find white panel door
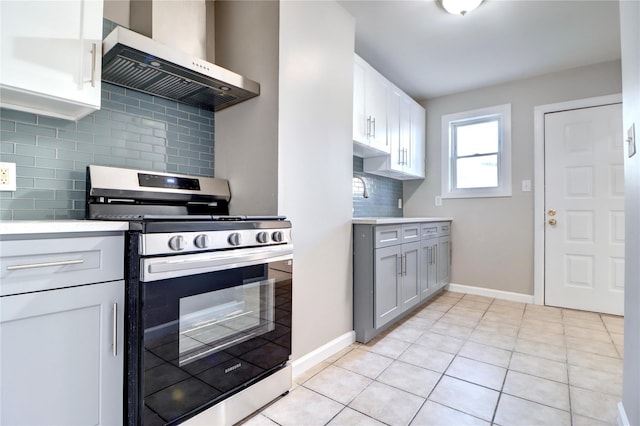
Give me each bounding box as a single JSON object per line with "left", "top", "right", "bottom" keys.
{"left": 544, "top": 103, "right": 624, "bottom": 315}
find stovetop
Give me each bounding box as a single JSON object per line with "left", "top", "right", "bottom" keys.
{"left": 86, "top": 165, "right": 293, "bottom": 254}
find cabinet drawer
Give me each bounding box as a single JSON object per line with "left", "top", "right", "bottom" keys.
{"left": 402, "top": 224, "right": 420, "bottom": 242}
{"left": 0, "top": 235, "right": 123, "bottom": 296}
{"left": 375, "top": 225, "right": 402, "bottom": 248}
{"left": 439, "top": 223, "right": 451, "bottom": 236}
{"left": 421, "top": 224, "right": 439, "bottom": 239}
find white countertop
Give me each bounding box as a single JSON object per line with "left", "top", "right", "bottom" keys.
{"left": 353, "top": 217, "right": 453, "bottom": 225}
{"left": 0, "top": 220, "right": 129, "bottom": 236}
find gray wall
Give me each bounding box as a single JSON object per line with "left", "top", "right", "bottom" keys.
{"left": 214, "top": 0, "right": 280, "bottom": 216}
{"left": 214, "top": 0, "right": 355, "bottom": 361}
{"left": 403, "top": 60, "right": 622, "bottom": 296}
{"left": 620, "top": 0, "right": 640, "bottom": 423}
{"left": 0, "top": 83, "right": 215, "bottom": 220}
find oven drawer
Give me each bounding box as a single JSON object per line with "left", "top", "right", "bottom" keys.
{"left": 0, "top": 235, "right": 124, "bottom": 296}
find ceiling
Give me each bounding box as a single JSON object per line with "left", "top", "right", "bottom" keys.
{"left": 338, "top": 0, "right": 621, "bottom": 101}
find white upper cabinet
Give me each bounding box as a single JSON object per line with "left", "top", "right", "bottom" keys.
{"left": 406, "top": 99, "right": 426, "bottom": 178}
{"left": 353, "top": 54, "right": 390, "bottom": 157}
{"left": 364, "top": 84, "right": 426, "bottom": 180}
{"left": 354, "top": 54, "right": 425, "bottom": 180}
{"left": 0, "top": 0, "right": 103, "bottom": 120}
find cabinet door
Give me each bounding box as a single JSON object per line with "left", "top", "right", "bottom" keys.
{"left": 353, "top": 57, "right": 368, "bottom": 144}
{"left": 400, "top": 241, "right": 421, "bottom": 311}
{"left": 437, "top": 236, "right": 451, "bottom": 288}
{"left": 1, "top": 280, "right": 124, "bottom": 425}
{"left": 366, "top": 67, "right": 389, "bottom": 153}
{"left": 387, "top": 85, "right": 402, "bottom": 171}
{"left": 407, "top": 101, "right": 426, "bottom": 178}
{"left": 398, "top": 94, "right": 412, "bottom": 172}
{"left": 421, "top": 238, "right": 438, "bottom": 299}
{"left": 353, "top": 55, "right": 390, "bottom": 157}
{"left": 374, "top": 245, "right": 401, "bottom": 328}
{"left": 0, "top": 0, "right": 103, "bottom": 119}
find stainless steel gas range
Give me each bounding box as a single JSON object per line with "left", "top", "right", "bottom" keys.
{"left": 86, "top": 165, "right": 293, "bottom": 426}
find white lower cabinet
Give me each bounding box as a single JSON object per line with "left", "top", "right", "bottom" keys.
{"left": 0, "top": 232, "right": 124, "bottom": 425}
{"left": 354, "top": 220, "right": 451, "bottom": 343}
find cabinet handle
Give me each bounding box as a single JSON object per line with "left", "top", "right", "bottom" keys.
{"left": 112, "top": 303, "right": 118, "bottom": 357}
{"left": 372, "top": 117, "right": 376, "bottom": 139}
{"left": 402, "top": 254, "right": 407, "bottom": 276}
{"left": 7, "top": 259, "right": 84, "bottom": 270}
{"left": 366, "top": 116, "right": 371, "bottom": 138}
{"left": 432, "top": 246, "right": 436, "bottom": 264}
{"left": 396, "top": 255, "right": 402, "bottom": 276}
{"left": 90, "top": 43, "right": 97, "bottom": 88}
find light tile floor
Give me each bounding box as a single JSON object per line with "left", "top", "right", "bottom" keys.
{"left": 240, "top": 291, "right": 624, "bottom": 426}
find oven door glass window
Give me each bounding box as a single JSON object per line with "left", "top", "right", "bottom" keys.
{"left": 178, "top": 278, "right": 275, "bottom": 366}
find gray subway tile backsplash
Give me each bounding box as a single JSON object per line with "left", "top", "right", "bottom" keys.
{"left": 0, "top": 82, "right": 215, "bottom": 221}
{"left": 353, "top": 156, "right": 403, "bottom": 218}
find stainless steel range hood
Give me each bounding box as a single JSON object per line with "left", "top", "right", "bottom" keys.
{"left": 102, "top": 25, "right": 260, "bottom": 112}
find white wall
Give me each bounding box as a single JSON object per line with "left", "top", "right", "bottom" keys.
{"left": 619, "top": 1, "right": 640, "bottom": 424}
{"left": 215, "top": 0, "right": 355, "bottom": 361}
{"left": 277, "top": 1, "right": 355, "bottom": 359}
{"left": 404, "top": 60, "right": 622, "bottom": 296}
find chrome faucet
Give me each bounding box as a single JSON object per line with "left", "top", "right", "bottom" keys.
{"left": 353, "top": 176, "right": 369, "bottom": 198}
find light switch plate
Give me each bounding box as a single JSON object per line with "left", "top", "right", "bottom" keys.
{"left": 435, "top": 195, "right": 442, "bottom": 206}
{"left": 522, "top": 179, "right": 531, "bottom": 192}
{"left": 627, "top": 123, "right": 636, "bottom": 158}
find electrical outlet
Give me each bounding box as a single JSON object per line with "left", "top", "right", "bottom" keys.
{"left": 0, "top": 162, "right": 17, "bottom": 191}
{"left": 435, "top": 195, "right": 442, "bottom": 206}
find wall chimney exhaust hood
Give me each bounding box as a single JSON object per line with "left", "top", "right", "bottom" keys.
{"left": 102, "top": 26, "right": 260, "bottom": 112}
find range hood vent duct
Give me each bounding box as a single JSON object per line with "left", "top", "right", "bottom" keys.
{"left": 102, "top": 26, "right": 259, "bottom": 112}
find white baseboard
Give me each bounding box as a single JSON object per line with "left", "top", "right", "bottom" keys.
{"left": 291, "top": 330, "right": 355, "bottom": 378}
{"left": 617, "top": 402, "right": 630, "bottom": 426}
{"left": 446, "top": 283, "right": 536, "bottom": 304}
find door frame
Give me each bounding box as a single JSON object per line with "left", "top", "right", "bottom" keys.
{"left": 533, "top": 93, "right": 622, "bottom": 305}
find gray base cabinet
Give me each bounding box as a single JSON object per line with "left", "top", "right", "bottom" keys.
{"left": 0, "top": 232, "right": 125, "bottom": 425}
{"left": 354, "top": 221, "right": 451, "bottom": 343}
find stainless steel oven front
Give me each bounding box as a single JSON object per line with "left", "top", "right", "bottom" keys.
{"left": 132, "top": 243, "right": 293, "bottom": 425}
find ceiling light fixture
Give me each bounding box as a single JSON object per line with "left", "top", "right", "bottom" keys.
{"left": 441, "top": 0, "right": 483, "bottom": 16}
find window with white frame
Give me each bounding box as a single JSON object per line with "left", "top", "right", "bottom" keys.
{"left": 441, "top": 104, "right": 512, "bottom": 198}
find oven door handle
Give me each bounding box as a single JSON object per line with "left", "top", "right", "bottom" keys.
{"left": 142, "top": 244, "right": 293, "bottom": 281}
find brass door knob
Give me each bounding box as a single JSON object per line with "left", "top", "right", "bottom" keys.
{"left": 548, "top": 209, "right": 556, "bottom": 216}
{"left": 549, "top": 218, "right": 557, "bottom": 225}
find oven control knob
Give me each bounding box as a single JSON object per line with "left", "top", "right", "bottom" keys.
{"left": 228, "top": 232, "right": 242, "bottom": 246}
{"left": 168, "top": 235, "right": 186, "bottom": 251}
{"left": 194, "top": 234, "right": 209, "bottom": 249}
{"left": 256, "top": 231, "right": 270, "bottom": 244}
{"left": 271, "top": 231, "right": 284, "bottom": 242}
